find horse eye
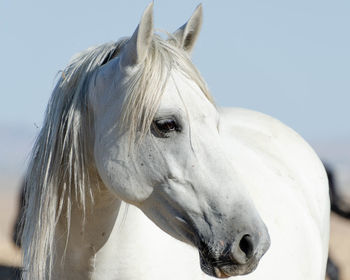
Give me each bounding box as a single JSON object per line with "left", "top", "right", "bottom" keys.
{"left": 152, "top": 118, "right": 181, "bottom": 138}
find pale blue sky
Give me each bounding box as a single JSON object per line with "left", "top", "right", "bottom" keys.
{"left": 1, "top": 0, "right": 349, "bottom": 144}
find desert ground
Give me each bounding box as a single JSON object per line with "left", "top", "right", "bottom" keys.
{"left": 0, "top": 177, "right": 21, "bottom": 268}
{"left": 0, "top": 177, "right": 349, "bottom": 279}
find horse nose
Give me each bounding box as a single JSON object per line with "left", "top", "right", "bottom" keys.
{"left": 230, "top": 234, "right": 256, "bottom": 264}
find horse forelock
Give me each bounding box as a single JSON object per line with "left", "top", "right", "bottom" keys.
{"left": 22, "top": 34, "right": 213, "bottom": 280}
{"left": 119, "top": 34, "right": 214, "bottom": 145}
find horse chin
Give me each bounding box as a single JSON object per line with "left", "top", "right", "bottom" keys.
{"left": 199, "top": 254, "right": 259, "bottom": 278}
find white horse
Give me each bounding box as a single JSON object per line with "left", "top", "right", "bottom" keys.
{"left": 22, "top": 4, "right": 329, "bottom": 280}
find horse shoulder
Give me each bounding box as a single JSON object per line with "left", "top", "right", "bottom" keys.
{"left": 218, "top": 107, "right": 330, "bottom": 279}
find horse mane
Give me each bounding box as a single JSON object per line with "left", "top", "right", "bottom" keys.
{"left": 21, "top": 34, "right": 213, "bottom": 279}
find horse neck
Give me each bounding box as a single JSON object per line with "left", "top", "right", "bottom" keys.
{"left": 52, "top": 180, "right": 121, "bottom": 280}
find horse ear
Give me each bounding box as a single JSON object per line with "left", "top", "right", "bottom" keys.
{"left": 173, "top": 4, "right": 203, "bottom": 53}
{"left": 120, "top": 3, "right": 154, "bottom": 67}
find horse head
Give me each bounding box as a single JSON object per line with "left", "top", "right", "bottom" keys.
{"left": 89, "top": 4, "right": 270, "bottom": 278}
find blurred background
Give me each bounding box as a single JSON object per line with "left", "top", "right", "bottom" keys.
{"left": 0, "top": 0, "right": 349, "bottom": 279}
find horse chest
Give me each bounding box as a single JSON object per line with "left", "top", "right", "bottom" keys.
{"left": 91, "top": 204, "right": 211, "bottom": 280}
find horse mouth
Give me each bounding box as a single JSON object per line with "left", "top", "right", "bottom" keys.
{"left": 199, "top": 253, "right": 259, "bottom": 278}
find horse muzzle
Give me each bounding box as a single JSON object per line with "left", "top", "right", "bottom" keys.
{"left": 198, "top": 231, "right": 270, "bottom": 278}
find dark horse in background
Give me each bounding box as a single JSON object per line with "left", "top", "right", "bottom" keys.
{"left": 8, "top": 163, "right": 350, "bottom": 280}
{"left": 325, "top": 163, "right": 350, "bottom": 280}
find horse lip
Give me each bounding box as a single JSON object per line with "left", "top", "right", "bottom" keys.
{"left": 199, "top": 252, "right": 259, "bottom": 278}
{"left": 219, "top": 260, "right": 259, "bottom": 277}
{"left": 213, "top": 267, "right": 231, "bottom": 278}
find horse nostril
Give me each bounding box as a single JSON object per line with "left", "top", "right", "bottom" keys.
{"left": 230, "top": 233, "right": 256, "bottom": 264}
{"left": 239, "top": 234, "right": 254, "bottom": 259}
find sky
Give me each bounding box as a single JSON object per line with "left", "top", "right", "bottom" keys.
{"left": 1, "top": 1, "right": 349, "bottom": 150}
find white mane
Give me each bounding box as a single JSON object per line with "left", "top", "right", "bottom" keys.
{"left": 21, "top": 35, "right": 213, "bottom": 279}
